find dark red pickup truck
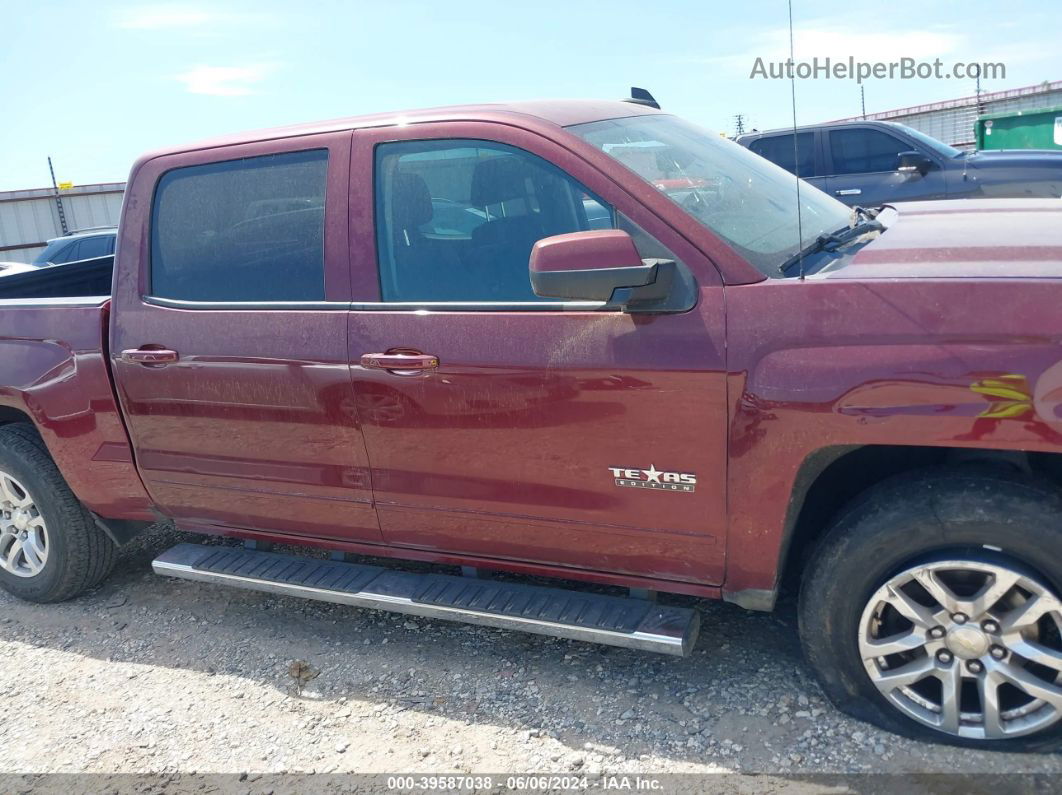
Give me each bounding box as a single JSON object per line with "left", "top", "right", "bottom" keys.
{"left": 3, "top": 98, "right": 1062, "bottom": 751}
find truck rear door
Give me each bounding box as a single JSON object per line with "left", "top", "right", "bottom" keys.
{"left": 110, "top": 132, "right": 382, "bottom": 543}
{"left": 346, "top": 122, "right": 728, "bottom": 585}
{"left": 745, "top": 130, "right": 827, "bottom": 192}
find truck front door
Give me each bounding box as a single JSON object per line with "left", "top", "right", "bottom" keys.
{"left": 346, "top": 122, "right": 728, "bottom": 585}
{"left": 825, "top": 126, "right": 948, "bottom": 206}
{"left": 110, "top": 132, "right": 382, "bottom": 543}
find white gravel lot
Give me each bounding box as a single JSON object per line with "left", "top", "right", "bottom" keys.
{"left": 1, "top": 524, "right": 1060, "bottom": 781}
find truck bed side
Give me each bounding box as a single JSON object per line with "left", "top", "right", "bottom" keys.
{"left": 0, "top": 297, "right": 156, "bottom": 520}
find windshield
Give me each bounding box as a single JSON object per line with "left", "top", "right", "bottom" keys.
{"left": 569, "top": 115, "right": 851, "bottom": 276}
{"left": 890, "top": 123, "right": 963, "bottom": 158}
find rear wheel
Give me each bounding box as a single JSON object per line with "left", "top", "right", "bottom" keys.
{"left": 0, "top": 469, "right": 50, "bottom": 577}
{"left": 800, "top": 469, "right": 1062, "bottom": 751}
{"left": 0, "top": 424, "right": 116, "bottom": 602}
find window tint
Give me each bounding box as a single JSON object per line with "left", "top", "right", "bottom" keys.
{"left": 76, "top": 235, "right": 112, "bottom": 260}
{"left": 32, "top": 242, "right": 58, "bottom": 266}
{"left": 32, "top": 239, "right": 68, "bottom": 265}
{"left": 55, "top": 242, "right": 80, "bottom": 263}
{"left": 829, "top": 129, "right": 908, "bottom": 175}
{"left": 150, "top": 150, "right": 328, "bottom": 302}
{"left": 375, "top": 140, "right": 614, "bottom": 303}
{"left": 748, "top": 132, "right": 816, "bottom": 176}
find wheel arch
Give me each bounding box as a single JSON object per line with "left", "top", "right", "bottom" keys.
{"left": 725, "top": 443, "right": 1061, "bottom": 611}
{"left": 0, "top": 396, "right": 157, "bottom": 539}
{"left": 0, "top": 404, "right": 36, "bottom": 428}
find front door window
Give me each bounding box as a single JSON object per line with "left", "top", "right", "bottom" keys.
{"left": 374, "top": 140, "right": 612, "bottom": 303}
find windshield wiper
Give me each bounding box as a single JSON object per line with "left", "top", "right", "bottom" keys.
{"left": 779, "top": 211, "right": 883, "bottom": 276}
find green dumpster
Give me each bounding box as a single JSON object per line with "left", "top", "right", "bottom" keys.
{"left": 975, "top": 105, "right": 1062, "bottom": 150}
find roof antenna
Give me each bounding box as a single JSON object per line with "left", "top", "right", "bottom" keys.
{"left": 625, "top": 87, "right": 661, "bottom": 109}
{"left": 787, "top": 0, "right": 806, "bottom": 281}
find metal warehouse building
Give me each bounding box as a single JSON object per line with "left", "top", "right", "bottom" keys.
{"left": 833, "top": 80, "right": 1062, "bottom": 150}
{"left": 0, "top": 182, "right": 125, "bottom": 264}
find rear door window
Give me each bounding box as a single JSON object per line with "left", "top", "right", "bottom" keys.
{"left": 374, "top": 140, "right": 614, "bottom": 303}
{"left": 748, "top": 132, "right": 816, "bottom": 177}
{"left": 76, "top": 235, "right": 111, "bottom": 260}
{"left": 150, "top": 150, "right": 328, "bottom": 302}
{"left": 828, "top": 129, "right": 909, "bottom": 175}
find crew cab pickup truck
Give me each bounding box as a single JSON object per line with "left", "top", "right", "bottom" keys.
{"left": 2, "top": 98, "right": 1062, "bottom": 752}
{"left": 737, "top": 120, "right": 1062, "bottom": 207}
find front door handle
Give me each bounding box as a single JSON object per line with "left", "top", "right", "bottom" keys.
{"left": 121, "top": 348, "right": 179, "bottom": 365}
{"left": 835, "top": 188, "right": 862, "bottom": 196}
{"left": 360, "top": 352, "right": 439, "bottom": 372}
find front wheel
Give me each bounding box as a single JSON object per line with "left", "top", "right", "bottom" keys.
{"left": 800, "top": 469, "right": 1062, "bottom": 751}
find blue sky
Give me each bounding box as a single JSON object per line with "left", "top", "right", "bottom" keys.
{"left": 1, "top": 0, "right": 1059, "bottom": 191}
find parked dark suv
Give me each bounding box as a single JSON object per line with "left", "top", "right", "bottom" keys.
{"left": 32, "top": 228, "right": 117, "bottom": 267}
{"left": 737, "top": 120, "right": 1062, "bottom": 207}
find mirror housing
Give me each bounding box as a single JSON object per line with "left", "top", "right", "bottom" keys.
{"left": 897, "top": 150, "right": 933, "bottom": 176}
{"left": 529, "top": 230, "right": 674, "bottom": 310}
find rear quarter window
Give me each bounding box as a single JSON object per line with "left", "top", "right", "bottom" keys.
{"left": 149, "top": 149, "right": 328, "bottom": 302}
{"left": 33, "top": 239, "right": 75, "bottom": 265}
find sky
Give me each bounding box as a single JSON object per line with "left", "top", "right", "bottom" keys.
{"left": 1, "top": 0, "right": 1059, "bottom": 191}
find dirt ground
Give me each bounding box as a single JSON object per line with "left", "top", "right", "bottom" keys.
{"left": 1, "top": 524, "right": 1060, "bottom": 781}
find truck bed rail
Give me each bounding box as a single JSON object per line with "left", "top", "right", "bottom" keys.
{"left": 0, "top": 256, "right": 113, "bottom": 299}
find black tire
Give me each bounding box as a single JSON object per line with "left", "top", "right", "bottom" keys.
{"left": 799, "top": 468, "right": 1062, "bottom": 752}
{"left": 0, "top": 423, "right": 116, "bottom": 602}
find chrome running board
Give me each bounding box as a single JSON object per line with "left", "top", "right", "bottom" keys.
{"left": 153, "top": 544, "right": 700, "bottom": 656}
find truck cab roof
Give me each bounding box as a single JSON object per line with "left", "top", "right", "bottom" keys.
{"left": 133, "top": 99, "right": 665, "bottom": 168}
{"left": 735, "top": 118, "right": 911, "bottom": 142}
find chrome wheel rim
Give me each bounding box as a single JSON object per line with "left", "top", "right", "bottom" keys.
{"left": 0, "top": 470, "right": 48, "bottom": 578}
{"left": 859, "top": 559, "right": 1062, "bottom": 740}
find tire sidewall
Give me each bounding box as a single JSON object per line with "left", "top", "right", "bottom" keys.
{"left": 0, "top": 442, "right": 76, "bottom": 601}
{"left": 801, "top": 471, "right": 1062, "bottom": 752}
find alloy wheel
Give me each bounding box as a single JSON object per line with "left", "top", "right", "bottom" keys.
{"left": 859, "top": 558, "right": 1062, "bottom": 740}
{"left": 0, "top": 469, "right": 49, "bottom": 578}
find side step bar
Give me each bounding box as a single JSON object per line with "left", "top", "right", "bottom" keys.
{"left": 153, "top": 544, "right": 700, "bottom": 657}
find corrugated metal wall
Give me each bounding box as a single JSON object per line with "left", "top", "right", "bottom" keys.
{"left": 834, "top": 80, "right": 1062, "bottom": 150}
{"left": 0, "top": 183, "right": 125, "bottom": 263}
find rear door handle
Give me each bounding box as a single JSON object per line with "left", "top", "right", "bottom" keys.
{"left": 360, "top": 352, "right": 439, "bottom": 372}
{"left": 121, "top": 348, "right": 180, "bottom": 365}
{"left": 835, "top": 188, "right": 862, "bottom": 196}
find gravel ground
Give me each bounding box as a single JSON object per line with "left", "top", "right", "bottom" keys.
{"left": 1, "top": 524, "right": 1060, "bottom": 778}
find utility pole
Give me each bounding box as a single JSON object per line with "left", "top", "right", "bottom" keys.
{"left": 860, "top": 85, "right": 866, "bottom": 119}
{"left": 733, "top": 113, "right": 746, "bottom": 136}
{"left": 47, "top": 156, "right": 69, "bottom": 235}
